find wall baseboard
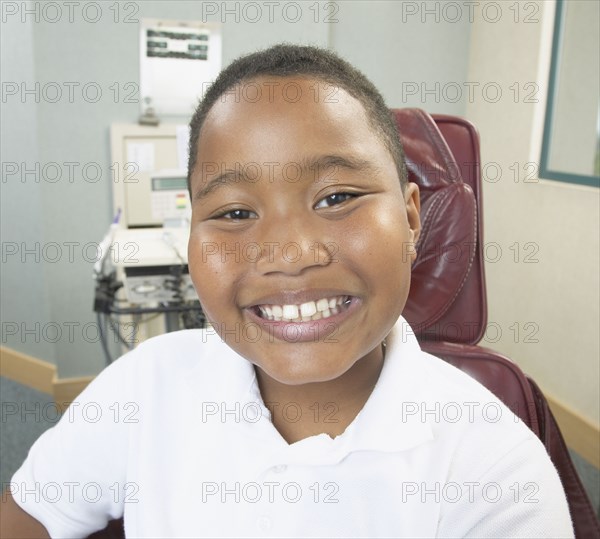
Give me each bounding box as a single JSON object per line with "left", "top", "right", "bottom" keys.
{"left": 0, "top": 346, "right": 93, "bottom": 412}
{"left": 546, "top": 393, "right": 600, "bottom": 469}
{"left": 1, "top": 345, "right": 598, "bottom": 468}
{"left": 0, "top": 346, "right": 56, "bottom": 395}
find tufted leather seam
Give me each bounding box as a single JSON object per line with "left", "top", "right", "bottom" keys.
{"left": 413, "top": 108, "right": 460, "bottom": 183}
{"left": 420, "top": 184, "right": 478, "bottom": 328}
{"left": 414, "top": 187, "right": 455, "bottom": 262}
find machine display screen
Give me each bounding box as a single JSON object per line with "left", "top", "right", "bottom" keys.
{"left": 152, "top": 176, "right": 188, "bottom": 191}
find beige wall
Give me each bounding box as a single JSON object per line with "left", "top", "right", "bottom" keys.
{"left": 465, "top": 0, "right": 600, "bottom": 425}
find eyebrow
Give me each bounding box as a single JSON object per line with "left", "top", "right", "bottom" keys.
{"left": 193, "top": 154, "right": 377, "bottom": 201}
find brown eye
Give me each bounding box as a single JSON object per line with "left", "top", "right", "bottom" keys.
{"left": 315, "top": 192, "right": 357, "bottom": 209}
{"left": 216, "top": 209, "right": 257, "bottom": 220}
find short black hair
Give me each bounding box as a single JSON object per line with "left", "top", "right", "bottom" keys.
{"left": 187, "top": 43, "right": 407, "bottom": 192}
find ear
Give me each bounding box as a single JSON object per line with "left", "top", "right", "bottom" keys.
{"left": 404, "top": 182, "right": 421, "bottom": 261}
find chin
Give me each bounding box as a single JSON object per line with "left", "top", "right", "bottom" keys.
{"left": 253, "top": 352, "right": 354, "bottom": 386}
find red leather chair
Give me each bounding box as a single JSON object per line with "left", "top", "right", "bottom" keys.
{"left": 395, "top": 108, "right": 600, "bottom": 539}
{"left": 88, "top": 110, "right": 599, "bottom": 538}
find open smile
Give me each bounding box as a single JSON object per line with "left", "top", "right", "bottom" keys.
{"left": 244, "top": 294, "right": 361, "bottom": 343}
{"left": 253, "top": 295, "right": 352, "bottom": 322}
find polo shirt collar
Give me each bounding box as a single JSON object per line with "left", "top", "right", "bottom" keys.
{"left": 342, "top": 316, "right": 434, "bottom": 454}
{"left": 188, "top": 316, "right": 434, "bottom": 468}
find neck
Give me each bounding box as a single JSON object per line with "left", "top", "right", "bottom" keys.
{"left": 255, "top": 342, "right": 386, "bottom": 444}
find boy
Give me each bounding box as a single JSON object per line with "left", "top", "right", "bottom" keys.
{"left": 2, "top": 44, "right": 573, "bottom": 538}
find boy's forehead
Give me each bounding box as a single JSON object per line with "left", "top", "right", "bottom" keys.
{"left": 203, "top": 76, "right": 370, "bottom": 133}
{"left": 193, "top": 75, "right": 399, "bottom": 191}
{"left": 226, "top": 75, "right": 347, "bottom": 103}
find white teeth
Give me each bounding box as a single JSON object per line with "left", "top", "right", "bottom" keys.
{"left": 282, "top": 305, "right": 299, "bottom": 320}
{"left": 256, "top": 295, "right": 351, "bottom": 322}
{"left": 300, "top": 301, "right": 317, "bottom": 317}
{"left": 316, "top": 298, "right": 329, "bottom": 311}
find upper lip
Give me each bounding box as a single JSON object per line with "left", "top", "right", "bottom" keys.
{"left": 243, "top": 289, "right": 355, "bottom": 307}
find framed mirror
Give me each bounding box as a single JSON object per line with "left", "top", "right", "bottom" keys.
{"left": 540, "top": 0, "right": 600, "bottom": 187}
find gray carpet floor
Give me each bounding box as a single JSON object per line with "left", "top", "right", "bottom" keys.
{"left": 2, "top": 375, "right": 599, "bottom": 520}
{"left": 1, "top": 376, "right": 60, "bottom": 488}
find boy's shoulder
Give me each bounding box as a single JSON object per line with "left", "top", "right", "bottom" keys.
{"left": 405, "top": 346, "right": 525, "bottom": 428}
{"left": 99, "top": 327, "right": 250, "bottom": 395}
{"left": 383, "top": 321, "right": 538, "bottom": 456}
{"left": 385, "top": 321, "right": 509, "bottom": 407}
{"left": 417, "top": 349, "right": 501, "bottom": 402}
{"left": 122, "top": 327, "right": 236, "bottom": 366}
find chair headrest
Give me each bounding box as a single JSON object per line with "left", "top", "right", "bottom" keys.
{"left": 395, "top": 108, "right": 464, "bottom": 191}
{"left": 393, "top": 109, "right": 483, "bottom": 344}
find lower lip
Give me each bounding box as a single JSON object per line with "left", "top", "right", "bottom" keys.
{"left": 244, "top": 297, "right": 361, "bottom": 343}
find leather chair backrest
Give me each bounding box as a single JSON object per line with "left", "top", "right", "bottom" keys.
{"left": 395, "top": 109, "right": 487, "bottom": 345}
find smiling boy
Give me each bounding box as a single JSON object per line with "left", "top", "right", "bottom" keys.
{"left": 187, "top": 64, "right": 419, "bottom": 444}
{"left": 2, "top": 44, "right": 573, "bottom": 538}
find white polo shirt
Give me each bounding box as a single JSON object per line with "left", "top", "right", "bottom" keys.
{"left": 11, "top": 317, "right": 574, "bottom": 538}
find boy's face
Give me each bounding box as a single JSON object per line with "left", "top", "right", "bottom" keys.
{"left": 188, "top": 76, "right": 420, "bottom": 385}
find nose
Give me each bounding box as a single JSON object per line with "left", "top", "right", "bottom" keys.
{"left": 255, "top": 213, "right": 334, "bottom": 276}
